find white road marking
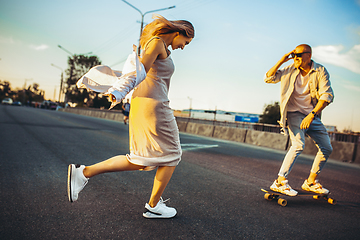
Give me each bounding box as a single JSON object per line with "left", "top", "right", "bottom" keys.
{"left": 181, "top": 143, "right": 219, "bottom": 151}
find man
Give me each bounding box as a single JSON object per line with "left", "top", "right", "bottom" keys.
{"left": 122, "top": 99, "right": 130, "bottom": 125}
{"left": 264, "top": 44, "right": 334, "bottom": 196}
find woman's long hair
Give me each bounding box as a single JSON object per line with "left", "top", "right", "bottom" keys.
{"left": 140, "top": 15, "right": 195, "bottom": 49}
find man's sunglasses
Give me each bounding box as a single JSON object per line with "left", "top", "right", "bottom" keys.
{"left": 290, "top": 52, "right": 311, "bottom": 58}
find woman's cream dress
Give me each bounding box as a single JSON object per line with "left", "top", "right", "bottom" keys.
{"left": 126, "top": 37, "right": 182, "bottom": 168}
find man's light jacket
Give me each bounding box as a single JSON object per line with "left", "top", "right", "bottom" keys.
{"left": 264, "top": 61, "right": 334, "bottom": 134}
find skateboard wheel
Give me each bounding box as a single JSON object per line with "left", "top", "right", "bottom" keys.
{"left": 313, "top": 195, "right": 320, "bottom": 200}
{"left": 264, "top": 193, "right": 272, "bottom": 201}
{"left": 328, "top": 198, "right": 337, "bottom": 205}
{"left": 278, "top": 198, "right": 287, "bottom": 207}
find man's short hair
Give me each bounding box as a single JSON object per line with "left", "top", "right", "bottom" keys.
{"left": 297, "top": 44, "right": 312, "bottom": 53}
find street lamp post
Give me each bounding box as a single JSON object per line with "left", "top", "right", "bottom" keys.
{"left": 51, "top": 64, "right": 64, "bottom": 103}
{"left": 188, "top": 96, "right": 192, "bottom": 118}
{"left": 121, "top": 0, "right": 175, "bottom": 55}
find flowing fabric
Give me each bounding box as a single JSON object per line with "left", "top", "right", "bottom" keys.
{"left": 77, "top": 50, "right": 146, "bottom": 109}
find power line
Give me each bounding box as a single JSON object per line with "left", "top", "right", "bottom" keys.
{"left": 91, "top": 22, "right": 138, "bottom": 55}
{"left": 109, "top": 56, "right": 128, "bottom": 68}
{"left": 169, "top": 0, "right": 217, "bottom": 16}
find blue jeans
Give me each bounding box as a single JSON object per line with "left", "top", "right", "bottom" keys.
{"left": 278, "top": 112, "right": 333, "bottom": 178}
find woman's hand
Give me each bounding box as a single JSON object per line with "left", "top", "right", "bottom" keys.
{"left": 106, "top": 94, "right": 116, "bottom": 103}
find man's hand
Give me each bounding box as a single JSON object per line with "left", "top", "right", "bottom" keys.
{"left": 266, "top": 50, "right": 295, "bottom": 78}
{"left": 300, "top": 100, "right": 329, "bottom": 129}
{"left": 280, "top": 50, "right": 295, "bottom": 64}
{"left": 300, "top": 113, "right": 315, "bottom": 129}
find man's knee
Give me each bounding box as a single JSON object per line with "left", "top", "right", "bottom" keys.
{"left": 322, "top": 144, "right": 333, "bottom": 156}
{"left": 290, "top": 142, "right": 305, "bottom": 153}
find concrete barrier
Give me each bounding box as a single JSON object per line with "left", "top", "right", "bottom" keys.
{"left": 176, "top": 120, "right": 188, "bottom": 132}
{"left": 58, "top": 108, "right": 359, "bottom": 163}
{"left": 292, "top": 137, "right": 355, "bottom": 162}
{"left": 213, "top": 126, "right": 247, "bottom": 143}
{"left": 59, "top": 108, "right": 123, "bottom": 122}
{"left": 245, "top": 130, "right": 288, "bottom": 150}
{"left": 185, "top": 122, "right": 215, "bottom": 137}
{"left": 355, "top": 144, "right": 360, "bottom": 163}
{"left": 330, "top": 141, "right": 355, "bottom": 162}
{"left": 182, "top": 121, "right": 358, "bottom": 163}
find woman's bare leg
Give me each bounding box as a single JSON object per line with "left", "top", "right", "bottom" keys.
{"left": 83, "top": 155, "right": 144, "bottom": 178}
{"left": 148, "top": 166, "right": 176, "bottom": 207}
{"left": 82, "top": 157, "right": 176, "bottom": 207}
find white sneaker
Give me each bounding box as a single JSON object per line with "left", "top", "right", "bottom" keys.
{"left": 301, "top": 180, "right": 329, "bottom": 194}
{"left": 143, "top": 197, "right": 177, "bottom": 218}
{"left": 270, "top": 179, "right": 298, "bottom": 196}
{"left": 67, "top": 164, "right": 89, "bottom": 202}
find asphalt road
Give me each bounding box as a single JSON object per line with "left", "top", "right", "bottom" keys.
{"left": 1, "top": 104, "right": 359, "bottom": 240}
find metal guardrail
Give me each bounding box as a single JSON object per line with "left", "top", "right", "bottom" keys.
{"left": 176, "top": 117, "right": 359, "bottom": 143}
{"left": 330, "top": 132, "right": 359, "bottom": 143}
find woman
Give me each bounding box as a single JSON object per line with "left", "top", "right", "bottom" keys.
{"left": 68, "top": 15, "right": 194, "bottom": 219}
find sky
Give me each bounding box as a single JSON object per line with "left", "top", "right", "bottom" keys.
{"left": 1, "top": 0, "right": 360, "bottom": 132}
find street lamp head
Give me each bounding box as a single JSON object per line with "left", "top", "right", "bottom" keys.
{"left": 51, "top": 63, "right": 63, "bottom": 71}
{"left": 58, "top": 44, "right": 74, "bottom": 56}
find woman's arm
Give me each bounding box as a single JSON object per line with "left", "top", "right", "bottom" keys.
{"left": 140, "top": 38, "right": 168, "bottom": 73}
{"left": 109, "top": 39, "right": 168, "bottom": 102}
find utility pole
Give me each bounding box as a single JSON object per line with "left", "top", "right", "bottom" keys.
{"left": 57, "top": 45, "right": 92, "bottom": 104}
{"left": 188, "top": 97, "right": 192, "bottom": 118}
{"left": 121, "top": 0, "right": 175, "bottom": 55}
{"left": 51, "top": 64, "right": 64, "bottom": 103}
{"left": 23, "top": 78, "right": 32, "bottom": 104}
{"left": 214, "top": 106, "right": 217, "bottom": 121}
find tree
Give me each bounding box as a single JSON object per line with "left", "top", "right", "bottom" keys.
{"left": 259, "top": 101, "right": 280, "bottom": 125}
{"left": 26, "top": 83, "right": 45, "bottom": 103}
{"left": 64, "top": 55, "right": 102, "bottom": 105}
{"left": 0, "top": 80, "right": 44, "bottom": 104}
{"left": 0, "top": 81, "right": 12, "bottom": 99}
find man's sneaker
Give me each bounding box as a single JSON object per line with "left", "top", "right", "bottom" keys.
{"left": 67, "top": 164, "right": 89, "bottom": 202}
{"left": 301, "top": 180, "right": 329, "bottom": 194}
{"left": 270, "top": 179, "right": 298, "bottom": 196}
{"left": 143, "top": 197, "right": 177, "bottom": 218}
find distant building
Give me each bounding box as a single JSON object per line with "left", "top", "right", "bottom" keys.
{"left": 177, "top": 109, "right": 260, "bottom": 123}
{"left": 325, "top": 125, "right": 337, "bottom": 132}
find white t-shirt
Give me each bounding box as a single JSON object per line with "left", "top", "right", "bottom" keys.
{"left": 287, "top": 73, "right": 313, "bottom": 115}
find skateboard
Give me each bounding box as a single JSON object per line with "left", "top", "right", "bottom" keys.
{"left": 261, "top": 188, "right": 336, "bottom": 207}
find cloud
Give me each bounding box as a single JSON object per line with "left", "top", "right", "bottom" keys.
{"left": 312, "top": 45, "right": 360, "bottom": 74}
{"left": 0, "top": 36, "right": 15, "bottom": 44}
{"left": 344, "top": 84, "right": 360, "bottom": 92}
{"left": 30, "top": 44, "right": 49, "bottom": 51}
{"left": 342, "top": 79, "right": 360, "bottom": 92}
{"left": 0, "top": 36, "right": 49, "bottom": 51}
